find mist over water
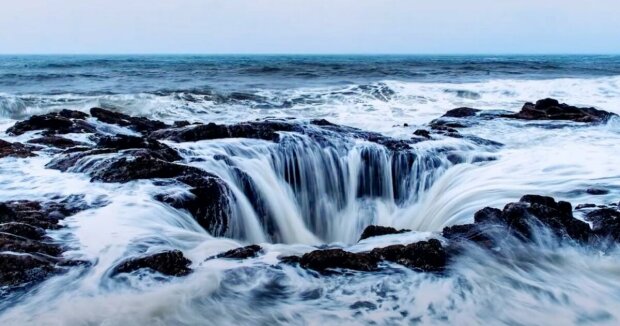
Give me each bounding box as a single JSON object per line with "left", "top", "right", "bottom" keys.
{"left": 1, "top": 56, "right": 620, "bottom": 325}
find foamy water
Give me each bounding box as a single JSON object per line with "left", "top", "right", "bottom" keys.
{"left": 1, "top": 56, "right": 620, "bottom": 325}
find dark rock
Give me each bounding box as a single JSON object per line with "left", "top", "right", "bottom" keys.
{"left": 295, "top": 239, "right": 446, "bottom": 273}
{"left": 310, "top": 119, "right": 337, "bottom": 126}
{"left": 359, "top": 225, "right": 410, "bottom": 241}
{"left": 28, "top": 136, "right": 85, "bottom": 149}
{"left": 502, "top": 98, "right": 616, "bottom": 123}
{"left": 94, "top": 134, "right": 181, "bottom": 162}
{"left": 7, "top": 111, "right": 96, "bottom": 136}
{"left": 0, "top": 198, "right": 89, "bottom": 289}
{"left": 278, "top": 255, "right": 301, "bottom": 265}
{"left": 0, "top": 222, "right": 46, "bottom": 240}
{"left": 0, "top": 139, "right": 37, "bottom": 158}
{"left": 455, "top": 195, "right": 590, "bottom": 244}
{"left": 90, "top": 107, "right": 169, "bottom": 133}
{"left": 151, "top": 121, "right": 297, "bottom": 143}
{"left": 442, "top": 223, "right": 495, "bottom": 246}
{"left": 413, "top": 129, "right": 431, "bottom": 139}
{"left": 370, "top": 239, "right": 446, "bottom": 272}
{"left": 156, "top": 171, "right": 232, "bottom": 236}
{"left": 112, "top": 250, "right": 192, "bottom": 277}
{"left": 473, "top": 207, "right": 503, "bottom": 224}
{"left": 0, "top": 233, "right": 63, "bottom": 257}
{"left": 299, "top": 249, "right": 378, "bottom": 272}
{"left": 57, "top": 109, "right": 89, "bottom": 120}
{"left": 173, "top": 120, "right": 191, "bottom": 128}
{"left": 46, "top": 148, "right": 117, "bottom": 172}
{"left": 0, "top": 253, "right": 55, "bottom": 287}
{"left": 442, "top": 107, "right": 480, "bottom": 118}
{"left": 89, "top": 152, "right": 193, "bottom": 183}
{"left": 586, "top": 188, "right": 609, "bottom": 195}
{"left": 586, "top": 208, "right": 620, "bottom": 240}
{"left": 212, "top": 245, "right": 262, "bottom": 259}
{"left": 576, "top": 203, "right": 597, "bottom": 210}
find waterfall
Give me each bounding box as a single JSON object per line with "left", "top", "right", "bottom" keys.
{"left": 174, "top": 132, "right": 473, "bottom": 244}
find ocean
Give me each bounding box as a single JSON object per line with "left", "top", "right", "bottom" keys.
{"left": 1, "top": 55, "right": 620, "bottom": 325}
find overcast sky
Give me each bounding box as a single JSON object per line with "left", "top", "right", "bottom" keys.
{"left": 0, "top": 0, "right": 618, "bottom": 54}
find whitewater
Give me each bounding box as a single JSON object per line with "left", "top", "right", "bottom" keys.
{"left": 1, "top": 55, "right": 620, "bottom": 325}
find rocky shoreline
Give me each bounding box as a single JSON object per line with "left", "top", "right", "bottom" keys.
{"left": 1, "top": 98, "right": 618, "bottom": 292}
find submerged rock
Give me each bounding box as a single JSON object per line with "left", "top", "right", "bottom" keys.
{"left": 585, "top": 188, "right": 609, "bottom": 195}
{"left": 111, "top": 250, "right": 192, "bottom": 277}
{"left": 0, "top": 139, "right": 37, "bottom": 158}
{"left": 359, "top": 225, "right": 411, "bottom": 241}
{"left": 502, "top": 98, "right": 616, "bottom": 123}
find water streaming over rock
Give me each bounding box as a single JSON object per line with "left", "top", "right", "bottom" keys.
{"left": 1, "top": 56, "right": 620, "bottom": 325}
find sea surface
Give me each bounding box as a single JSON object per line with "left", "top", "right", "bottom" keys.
{"left": 1, "top": 55, "right": 620, "bottom": 325}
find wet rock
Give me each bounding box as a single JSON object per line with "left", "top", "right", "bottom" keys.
{"left": 450, "top": 195, "right": 591, "bottom": 244}
{"left": 94, "top": 134, "right": 181, "bottom": 162}
{"left": 299, "top": 249, "right": 378, "bottom": 272}
{"left": 0, "top": 139, "right": 37, "bottom": 158}
{"left": 0, "top": 222, "right": 46, "bottom": 240}
{"left": 278, "top": 255, "right": 301, "bottom": 265}
{"left": 212, "top": 245, "right": 263, "bottom": 259}
{"left": 442, "top": 223, "right": 495, "bottom": 246}
{"left": 576, "top": 203, "right": 597, "bottom": 210}
{"left": 586, "top": 188, "right": 609, "bottom": 195}
{"left": 28, "top": 136, "right": 85, "bottom": 149}
{"left": 413, "top": 129, "right": 431, "bottom": 139}
{"left": 89, "top": 152, "right": 194, "bottom": 183}
{"left": 0, "top": 253, "right": 55, "bottom": 287}
{"left": 295, "top": 239, "right": 447, "bottom": 273}
{"left": 502, "top": 98, "right": 616, "bottom": 123}
{"left": 473, "top": 207, "right": 503, "bottom": 224}
{"left": 151, "top": 121, "right": 298, "bottom": 143}
{"left": 0, "top": 198, "right": 89, "bottom": 289}
{"left": 0, "top": 233, "right": 63, "bottom": 257}
{"left": 442, "top": 107, "right": 480, "bottom": 118}
{"left": 111, "top": 250, "right": 192, "bottom": 277}
{"left": 173, "top": 120, "right": 191, "bottom": 128}
{"left": 370, "top": 239, "right": 446, "bottom": 272}
{"left": 46, "top": 148, "right": 117, "bottom": 172}
{"left": 7, "top": 111, "right": 95, "bottom": 136}
{"left": 359, "top": 225, "right": 410, "bottom": 241}
{"left": 90, "top": 107, "right": 169, "bottom": 133}
{"left": 156, "top": 171, "right": 232, "bottom": 236}
{"left": 586, "top": 208, "right": 620, "bottom": 240}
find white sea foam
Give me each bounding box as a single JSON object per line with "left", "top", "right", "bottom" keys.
{"left": 1, "top": 76, "right": 620, "bottom": 325}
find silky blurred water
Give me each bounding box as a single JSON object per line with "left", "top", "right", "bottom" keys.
{"left": 1, "top": 55, "right": 619, "bottom": 325}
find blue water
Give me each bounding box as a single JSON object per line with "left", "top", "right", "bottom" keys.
{"left": 1, "top": 55, "right": 620, "bottom": 94}
{"left": 1, "top": 55, "right": 620, "bottom": 325}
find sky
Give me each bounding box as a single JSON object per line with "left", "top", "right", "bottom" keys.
{"left": 0, "top": 0, "right": 619, "bottom": 54}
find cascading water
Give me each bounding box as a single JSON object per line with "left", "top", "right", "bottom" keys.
{"left": 1, "top": 56, "right": 620, "bottom": 325}
{"left": 172, "top": 131, "right": 474, "bottom": 245}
